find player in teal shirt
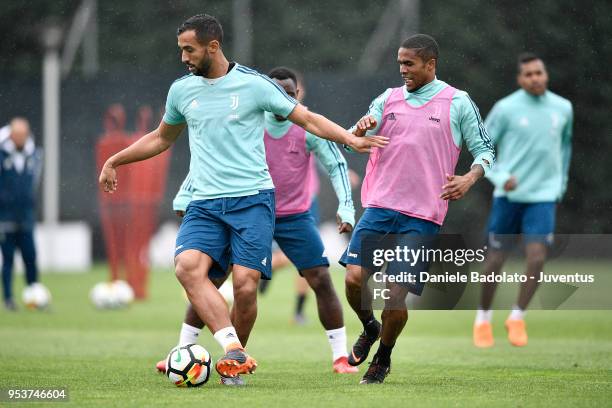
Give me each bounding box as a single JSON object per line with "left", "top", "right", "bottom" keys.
{"left": 98, "top": 14, "right": 387, "bottom": 382}
{"left": 166, "top": 67, "right": 359, "bottom": 375}
{"left": 474, "top": 53, "right": 573, "bottom": 349}
{"left": 163, "top": 64, "right": 288, "bottom": 200}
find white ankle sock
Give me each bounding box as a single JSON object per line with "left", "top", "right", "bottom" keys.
{"left": 213, "top": 326, "right": 242, "bottom": 352}
{"left": 178, "top": 323, "right": 202, "bottom": 346}
{"left": 475, "top": 308, "right": 493, "bottom": 324}
{"left": 325, "top": 327, "right": 348, "bottom": 361}
{"left": 509, "top": 306, "right": 525, "bottom": 321}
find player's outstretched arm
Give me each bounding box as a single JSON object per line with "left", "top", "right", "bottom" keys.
{"left": 99, "top": 121, "right": 185, "bottom": 193}
{"left": 288, "top": 104, "right": 388, "bottom": 153}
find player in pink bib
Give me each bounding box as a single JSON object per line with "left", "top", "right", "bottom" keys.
{"left": 340, "top": 34, "right": 495, "bottom": 384}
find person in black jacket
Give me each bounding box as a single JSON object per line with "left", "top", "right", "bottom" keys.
{"left": 0, "top": 118, "right": 43, "bottom": 310}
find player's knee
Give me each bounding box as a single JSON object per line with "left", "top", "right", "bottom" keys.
{"left": 485, "top": 250, "right": 506, "bottom": 271}
{"left": 232, "top": 272, "right": 259, "bottom": 303}
{"left": 526, "top": 244, "right": 547, "bottom": 265}
{"left": 303, "top": 267, "right": 332, "bottom": 292}
{"left": 382, "top": 308, "right": 408, "bottom": 322}
{"left": 174, "top": 254, "right": 200, "bottom": 284}
{"left": 233, "top": 280, "right": 257, "bottom": 304}
{"left": 527, "top": 251, "right": 546, "bottom": 266}
{"left": 382, "top": 284, "right": 409, "bottom": 310}
{"left": 345, "top": 265, "right": 363, "bottom": 290}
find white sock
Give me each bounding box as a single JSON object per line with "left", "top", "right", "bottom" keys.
{"left": 178, "top": 323, "right": 202, "bottom": 346}
{"left": 475, "top": 308, "right": 493, "bottom": 324}
{"left": 326, "top": 327, "right": 348, "bottom": 362}
{"left": 509, "top": 306, "right": 525, "bottom": 321}
{"left": 213, "top": 326, "right": 242, "bottom": 352}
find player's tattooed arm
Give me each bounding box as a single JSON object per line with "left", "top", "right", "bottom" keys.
{"left": 440, "top": 164, "right": 485, "bottom": 201}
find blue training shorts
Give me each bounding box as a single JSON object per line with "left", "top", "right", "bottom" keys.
{"left": 175, "top": 189, "right": 275, "bottom": 279}
{"left": 339, "top": 207, "right": 440, "bottom": 295}
{"left": 487, "top": 197, "right": 556, "bottom": 250}
{"left": 274, "top": 210, "right": 329, "bottom": 274}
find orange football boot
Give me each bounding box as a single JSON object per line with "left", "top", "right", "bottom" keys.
{"left": 505, "top": 319, "right": 528, "bottom": 347}
{"left": 473, "top": 321, "right": 494, "bottom": 348}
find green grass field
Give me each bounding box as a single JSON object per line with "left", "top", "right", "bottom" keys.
{"left": 1, "top": 263, "right": 611, "bottom": 407}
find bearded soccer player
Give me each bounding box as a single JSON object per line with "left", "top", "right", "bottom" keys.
{"left": 339, "top": 34, "right": 495, "bottom": 384}
{"left": 98, "top": 14, "right": 387, "bottom": 381}
{"left": 473, "top": 53, "right": 573, "bottom": 348}
{"left": 158, "top": 67, "right": 359, "bottom": 383}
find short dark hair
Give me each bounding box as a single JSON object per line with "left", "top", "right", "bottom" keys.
{"left": 177, "top": 14, "right": 223, "bottom": 45}
{"left": 400, "top": 34, "right": 439, "bottom": 62}
{"left": 267, "top": 66, "right": 298, "bottom": 86}
{"left": 517, "top": 52, "right": 543, "bottom": 72}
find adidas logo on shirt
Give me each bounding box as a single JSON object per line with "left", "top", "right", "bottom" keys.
{"left": 387, "top": 113, "right": 397, "bottom": 121}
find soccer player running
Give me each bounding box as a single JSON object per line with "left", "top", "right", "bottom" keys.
{"left": 340, "top": 34, "right": 495, "bottom": 384}
{"left": 473, "top": 53, "right": 573, "bottom": 348}
{"left": 98, "top": 14, "right": 387, "bottom": 381}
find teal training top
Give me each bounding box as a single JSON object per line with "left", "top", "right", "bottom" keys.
{"left": 163, "top": 63, "right": 298, "bottom": 200}
{"left": 485, "top": 89, "right": 573, "bottom": 202}
{"left": 173, "top": 112, "right": 356, "bottom": 226}
{"left": 351, "top": 78, "right": 495, "bottom": 173}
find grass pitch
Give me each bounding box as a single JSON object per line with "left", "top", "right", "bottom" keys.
{"left": 0, "top": 262, "right": 611, "bottom": 407}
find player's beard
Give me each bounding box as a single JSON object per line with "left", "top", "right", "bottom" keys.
{"left": 189, "top": 53, "right": 213, "bottom": 77}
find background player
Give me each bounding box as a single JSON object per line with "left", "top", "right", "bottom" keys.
{"left": 340, "top": 34, "right": 495, "bottom": 384}
{"left": 258, "top": 73, "right": 317, "bottom": 325}
{"left": 98, "top": 14, "right": 387, "bottom": 381}
{"left": 161, "top": 67, "right": 360, "bottom": 379}
{"left": 473, "top": 53, "right": 573, "bottom": 348}
{"left": 0, "top": 118, "right": 43, "bottom": 311}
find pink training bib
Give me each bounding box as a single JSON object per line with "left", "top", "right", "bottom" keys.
{"left": 264, "top": 124, "right": 314, "bottom": 217}
{"left": 361, "top": 85, "right": 460, "bottom": 225}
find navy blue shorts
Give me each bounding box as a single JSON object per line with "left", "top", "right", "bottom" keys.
{"left": 340, "top": 208, "right": 440, "bottom": 295}
{"left": 487, "top": 197, "right": 556, "bottom": 250}
{"left": 274, "top": 210, "right": 329, "bottom": 274}
{"left": 175, "top": 189, "right": 275, "bottom": 279}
